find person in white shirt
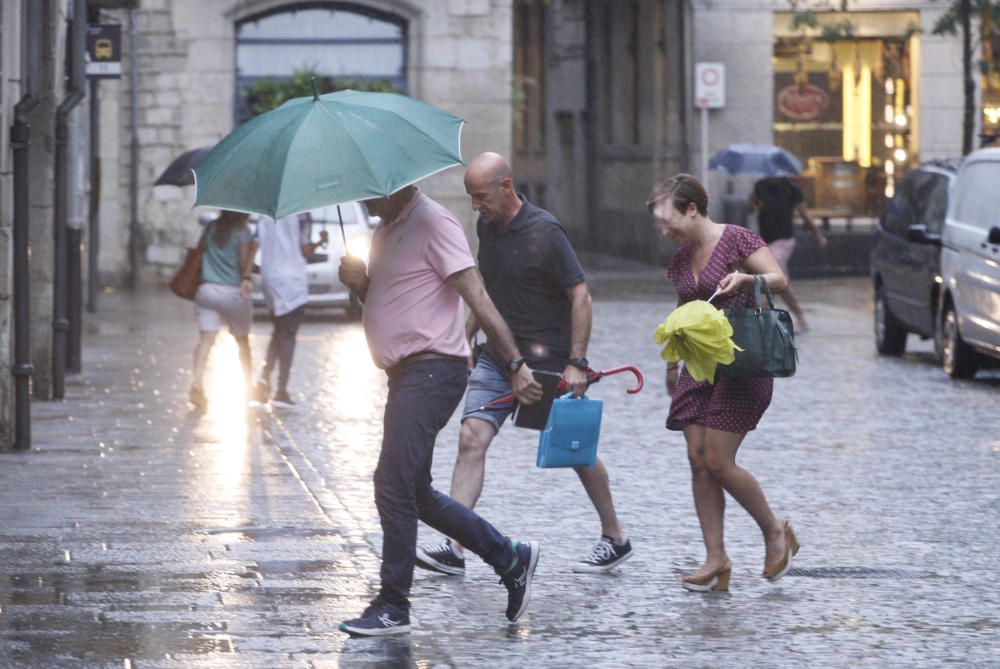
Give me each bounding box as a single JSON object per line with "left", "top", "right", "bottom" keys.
{"left": 253, "top": 213, "right": 327, "bottom": 407}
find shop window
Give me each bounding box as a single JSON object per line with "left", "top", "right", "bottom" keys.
{"left": 773, "top": 11, "right": 919, "bottom": 215}
{"left": 235, "top": 3, "right": 407, "bottom": 123}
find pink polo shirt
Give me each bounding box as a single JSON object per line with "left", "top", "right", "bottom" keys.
{"left": 362, "top": 190, "right": 476, "bottom": 370}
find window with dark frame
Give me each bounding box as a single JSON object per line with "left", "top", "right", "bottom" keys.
{"left": 235, "top": 3, "right": 407, "bottom": 123}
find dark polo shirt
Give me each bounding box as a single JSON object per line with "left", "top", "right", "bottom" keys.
{"left": 478, "top": 194, "right": 586, "bottom": 362}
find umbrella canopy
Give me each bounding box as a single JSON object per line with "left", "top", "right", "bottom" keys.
{"left": 709, "top": 143, "right": 803, "bottom": 177}
{"left": 154, "top": 146, "right": 212, "bottom": 187}
{"left": 654, "top": 301, "right": 741, "bottom": 384}
{"left": 192, "top": 88, "right": 465, "bottom": 220}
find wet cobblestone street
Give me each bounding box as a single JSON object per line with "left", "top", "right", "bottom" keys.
{"left": 1, "top": 273, "right": 997, "bottom": 668}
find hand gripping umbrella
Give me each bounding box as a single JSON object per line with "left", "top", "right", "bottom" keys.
{"left": 653, "top": 291, "right": 741, "bottom": 384}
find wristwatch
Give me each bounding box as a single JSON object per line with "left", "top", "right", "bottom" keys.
{"left": 506, "top": 356, "right": 526, "bottom": 374}
{"left": 568, "top": 357, "right": 589, "bottom": 371}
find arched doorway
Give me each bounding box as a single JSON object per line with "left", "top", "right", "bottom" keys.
{"left": 235, "top": 2, "right": 407, "bottom": 122}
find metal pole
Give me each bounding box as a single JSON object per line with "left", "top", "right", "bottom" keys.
{"left": 127, "top": 10, "right": 140, "bottom": 289}
{"left": 11, "top": 108, "right": 36, "bottom": 449}
{"left": 11, "top": 0, "right": 43, "bottom": 449}
{"left": 87, "top": 77, "right": 100, "bottom": 313}
{"left": 67, "top": 225, "right": 83, "bottom": 373}
{"left": 52, "top": 0, "right": 87, "bottom": 398}
{"left": 700, "top": 106, "right": 708, "bottom": 186}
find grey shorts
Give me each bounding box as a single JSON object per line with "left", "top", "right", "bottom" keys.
{"left": 194, "top": 283, "right": 251, "bottom": 336}
{"left": 462, "top": 352, "right": 514, "bottom": 431}
{"left": 462, "top": 353, "right": 566, "bottom": 431}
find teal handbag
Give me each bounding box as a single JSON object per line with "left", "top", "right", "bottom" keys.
{"left": 716, "top": 275, "right": 797, "bottom": 379}
{"left": 536, "top": 393, "right": 602, "bottom": 468}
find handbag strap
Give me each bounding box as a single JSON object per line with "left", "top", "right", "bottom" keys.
{"left": 195, "top": 221, "right": 213, "bottom": 250}
{"left": 749, "top": 274, "right": 776, "bottom": 310}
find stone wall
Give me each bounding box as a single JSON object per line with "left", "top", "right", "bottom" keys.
{"left": 100, "top": 0, "right": 515, "bottom": 284}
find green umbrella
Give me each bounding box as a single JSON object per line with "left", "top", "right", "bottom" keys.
{"left": 192, "top": 86, "right": 465, "bottom": 222}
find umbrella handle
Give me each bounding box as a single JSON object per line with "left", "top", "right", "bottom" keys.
{"left": 594, "top": 365, "right": 644, "bottom": 393}
{"left": 557, "top": 365, "right": 644, "bottom": 394}
{"left": 336, "top": 204, "right": 348, "bottom": 253}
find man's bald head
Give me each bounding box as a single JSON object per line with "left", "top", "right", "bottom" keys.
{"left": 464, "top": 152, "right": 522, "bottom": 227}
{"left": 465, "top": 152, "right": 512, "bottom": 187}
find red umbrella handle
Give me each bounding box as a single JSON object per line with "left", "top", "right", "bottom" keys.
{"left": 557, "top": 365, "right": 644, "bottom": 394}
{"left": 593, "top": 365, "right": 644, "bottom": 393}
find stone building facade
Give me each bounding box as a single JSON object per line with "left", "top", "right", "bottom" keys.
{"left": 97, "top": 0, "right": 517, "bottom": 285}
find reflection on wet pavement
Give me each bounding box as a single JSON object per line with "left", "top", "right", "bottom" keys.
{"left": 0, "top": 279, "right": 997, "bottom": 667}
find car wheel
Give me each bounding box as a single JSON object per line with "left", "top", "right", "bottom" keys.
{"left": 875, "top": 284, "right": 907, "bottom": 355}
{"left": 941, "top": 304, "right": 978, "bottom": 378}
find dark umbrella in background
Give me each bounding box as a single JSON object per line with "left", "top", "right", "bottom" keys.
{"left": 154, "top": 146, "right": 212, "bottom": 187}
{"left": 709, "top": 144, "right": 804, "bottom": 227}
{"left": 709, "top": 143, "right": 803, "bottom": 177}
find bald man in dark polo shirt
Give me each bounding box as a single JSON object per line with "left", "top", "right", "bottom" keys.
{"left": 416, "top": 152, "right": 633, "bottom": 576}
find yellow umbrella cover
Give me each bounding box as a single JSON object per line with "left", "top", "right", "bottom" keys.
{"left": 653, "top": 300, "right": 742, "bottom": 383}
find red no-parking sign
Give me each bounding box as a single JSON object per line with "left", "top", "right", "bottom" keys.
{"left": 695, "top": 62, "right": 725, "bottom": 109}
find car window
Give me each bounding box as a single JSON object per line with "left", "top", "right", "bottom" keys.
{"left": 310, "top": 204, "right": 360, "bottom": 226}
{"left": 914, "top": 174, "right": 950, "bottom": 235}
{"left": 882, "top": 176, "right": 913, "bottom": 237}
{"left": 952, "top": 161, "right": 1000, "bottom": 230}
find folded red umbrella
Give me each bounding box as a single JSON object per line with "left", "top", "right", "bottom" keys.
{"left": 463, "top": 364, "right": 643, "bottom": 418}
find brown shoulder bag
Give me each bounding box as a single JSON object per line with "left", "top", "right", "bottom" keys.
{"left": 169, "top": 224, "right": 210, "bottom": 300}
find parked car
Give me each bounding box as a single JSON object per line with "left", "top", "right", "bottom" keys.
{"left": 871, "top": 160, "right": 958, "bottom": 357}
{"left": 249, "top": 201, "right": 374, "bottom": 319}
{"left": 939, "top": 147, "right": 1000, "bottom": 377}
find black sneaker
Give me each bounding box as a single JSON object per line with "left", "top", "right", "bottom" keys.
{"left": 271, "top": 389, "right": 296, "bottom": 408}
{"left": 339, "top": 599, "right": 411, "bottom": 637}
{"left": 497, "top": 540, "right": 540, "bottom": 622}
{"left": 415, "top": 540, "right": 466, "bottom": 576}
{"left": 572, "top": 536, "right": 633, "bottom": 573}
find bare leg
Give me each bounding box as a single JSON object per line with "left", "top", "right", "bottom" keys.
{"left": 447, "top": 417, "right": 497, "bottom": 553}
{"left": 192, "top": 331, "right": 217, "bottom": 389}
{"left": 684, "top": 425, "right": 728, "bottom": 576}
{"left": 234, "top": 334, "right": 252, "bottom": 390}
{"left": 574, "top": 458, "right": 624, "bottom": 542}
{"left": 779, "top": 282, "right": 808, "bottom": 330}
{"left": 701, "top": 427, "right": 786, "bottom": 567}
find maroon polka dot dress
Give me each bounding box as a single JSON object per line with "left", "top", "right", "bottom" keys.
{"left": 666, "top": 224, "right": 773, "bottom": 434}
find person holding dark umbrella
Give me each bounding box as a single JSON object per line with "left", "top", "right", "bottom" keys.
{"left": 749, "top": 176, "right": 827, "bottom": 331}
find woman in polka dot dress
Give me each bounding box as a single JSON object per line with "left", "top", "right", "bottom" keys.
{"left": 648, "top": 174, "right": 800, "bottom": 592}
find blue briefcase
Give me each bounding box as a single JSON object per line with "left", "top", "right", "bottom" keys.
{"left": 536, "top": 393, "right": 603, "bottom": 468}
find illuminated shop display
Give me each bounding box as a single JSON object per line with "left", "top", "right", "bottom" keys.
{"left": 773, "top": 11, "right": 919, "bottom": 215}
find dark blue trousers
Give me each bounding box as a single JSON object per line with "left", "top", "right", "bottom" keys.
{"left": 375, "top": 358, "right": 514, "bottom": 610}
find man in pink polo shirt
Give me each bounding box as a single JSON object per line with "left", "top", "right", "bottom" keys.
{"left": 337, "top": 184, "right": 543, "bottom": 637}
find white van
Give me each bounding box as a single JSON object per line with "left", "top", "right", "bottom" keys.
{"left": 249, "top": 201, "right": 376, "bottom": 319}
{"left": 939, "top": 147, "right": 1000, "bottom": 377}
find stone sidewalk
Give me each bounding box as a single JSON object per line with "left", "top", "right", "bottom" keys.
{"left": 1, "top": 275, "right": 998, "bottom": 668}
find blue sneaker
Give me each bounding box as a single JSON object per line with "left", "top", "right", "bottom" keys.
{"left": 339, "top": 599, "right": 411, "bottom": 637}
{"left": 497, "top": 541, "right": 540, "bottom": 622}
{"left": 416, "top": 540, "right": 466, "bottom": 576}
